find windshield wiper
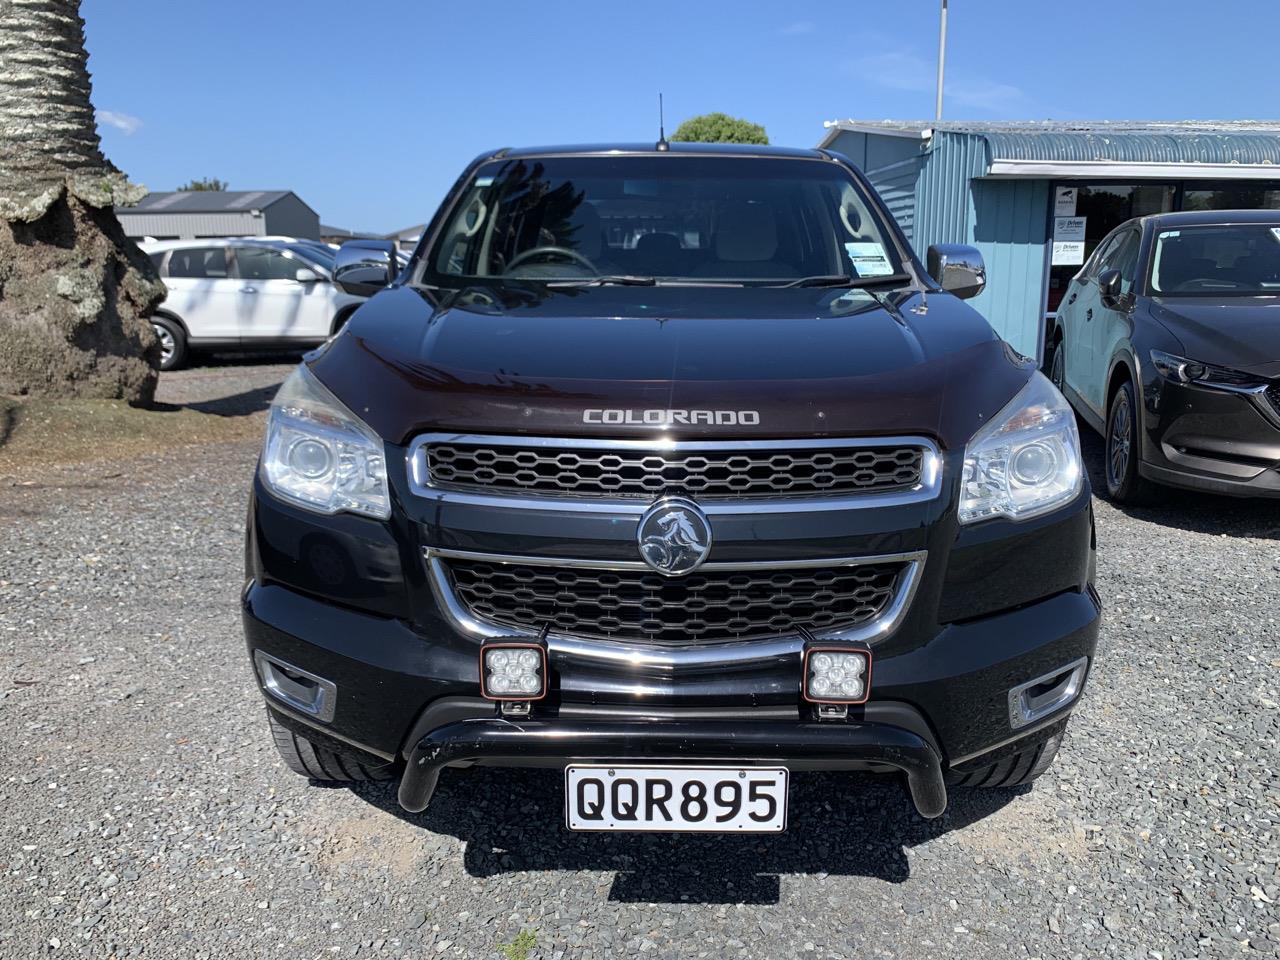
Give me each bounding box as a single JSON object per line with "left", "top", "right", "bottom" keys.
{"left": 780, "top": 273, "right": 913, "bottom": 289}
{"left": 545, "top": 275, "right": 658, "bottom": 287}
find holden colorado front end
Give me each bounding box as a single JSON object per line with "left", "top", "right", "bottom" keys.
{"left": 242, "top": 143, "right": 1101, "bottom": 832}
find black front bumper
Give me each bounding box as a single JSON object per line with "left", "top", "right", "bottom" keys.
{"left": 245, "top": 576, "right": 1100, "bottom": 820}
{"left": 244, "top": 462, "right": 1101, "bottom": 823}
{"left": 1138, "top": 376, "right": 1280, "bottom": 497}
{"left": 399, "top": 717, "right": 947, "bottom": 818}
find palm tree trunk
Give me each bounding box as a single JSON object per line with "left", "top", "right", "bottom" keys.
{"left": 0, "top": 0, "right": 164, "bottom": 401}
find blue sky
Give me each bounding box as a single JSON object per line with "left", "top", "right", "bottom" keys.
{"left": 83, "top": 0, "right": 1279, "bottom": 234}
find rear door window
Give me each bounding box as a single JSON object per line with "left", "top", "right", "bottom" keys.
{"left": 166, "top": 247, "right": 229, "bottom": 279}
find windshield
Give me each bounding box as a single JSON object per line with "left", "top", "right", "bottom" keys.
{"left": 421, "top": 155, "right": 903, "bottom": 286}
{"left": 1150, "top": 224, "right": 1280, "bottom": 296}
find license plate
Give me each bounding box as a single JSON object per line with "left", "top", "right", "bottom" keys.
{"left": 564, "top": 765, "right": 788, "bottom": 832}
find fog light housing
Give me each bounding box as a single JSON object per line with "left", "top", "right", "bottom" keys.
{"left": 479, "top": 642, "right": 547, "bottom": 701}
{"left": 803, "top": 647, "right": 871, "bottom": 704}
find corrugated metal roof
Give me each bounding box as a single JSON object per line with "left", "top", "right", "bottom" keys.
{"left": 121, "top": 190, "right": 293, "bottom": 214}
{"left": 822, "top": 120, "right": 1280, "bottom": 166}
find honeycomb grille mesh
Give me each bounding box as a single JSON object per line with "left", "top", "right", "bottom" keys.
{"left": 425, "top": 442, "right": 925, "bottom": 499}
{"left": 445, "top": 560, "right": 903, "bottom": 645}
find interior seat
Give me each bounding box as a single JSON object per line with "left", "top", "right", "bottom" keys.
{"left": 633, "top": 232, "right": 684, "bottom": 276}
{"left": 695, "top": 201, "right": 797, "bottom": 279}
{"left": 565, "top": 203, "right": 616, "bottom": 272}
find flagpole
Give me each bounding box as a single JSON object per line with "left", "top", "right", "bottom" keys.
{"left": 935, "top": 0, "right": 948, "bottom": 121}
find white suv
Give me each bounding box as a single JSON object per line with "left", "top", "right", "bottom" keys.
{"left": 141, "top": 239, "right": 368, "bottom": 370}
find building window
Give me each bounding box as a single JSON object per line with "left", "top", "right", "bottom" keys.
{"left": 1047, "top": 179, "right": 1280, "bottom": 314}
{"left": 1181, "top": 183, "right": 1280, "bottom": 211}
{"left": 1046, "top": 184, "right": 1175, "bottom": 312}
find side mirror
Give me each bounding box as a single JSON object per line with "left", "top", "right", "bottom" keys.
{"left": 926, "top": 243, "right": 987, "bottom": 300}
{"left": 294, "top": 267, "right": 321, "bottom": 283}
{"left": 1097, "top": 268, "right": 1123, "bottom": 306}
{"left": 334, "top": 239, "right": 398, "bottom": 296}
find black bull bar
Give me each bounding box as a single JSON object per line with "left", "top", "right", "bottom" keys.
{"left": 398, "top": 717, "right": 947, "bottom": 818}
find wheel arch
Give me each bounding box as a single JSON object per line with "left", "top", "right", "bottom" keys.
{"left": 1105, "top": 351, "right": 1139, "bottom": 407}
{"left": 151, "top": 307, "right": 189, "bottom": 336}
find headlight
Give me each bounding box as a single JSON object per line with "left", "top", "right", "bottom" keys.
{"left": 959, "top": 373, "right": 1083, "bottom": 524}
{"left": 1149, "top": 349, "right": 1259, "bottom": 387}
{"left": 260, "top": 365, "right": 390, "bottom": 519}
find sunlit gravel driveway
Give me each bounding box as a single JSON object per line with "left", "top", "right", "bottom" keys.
{"left": 0, "top": 363, "right": 1277, "bottom": 959}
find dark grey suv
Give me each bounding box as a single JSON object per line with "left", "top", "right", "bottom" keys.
{"left": 1050, "top": 209, "right": 1280, "bottom": 502}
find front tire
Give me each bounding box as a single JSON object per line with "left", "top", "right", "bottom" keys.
{"left": 267, "top": 711, "right": 396, "bottom": 782}
{"left": 1104, "top": 378, "right": 1153, "bottom": 504}
{"left": 1048, "top": 338, "right": 1065, "bottom": 393}
{"left": 151, "top": 316, "right": 187, "bottom": 371}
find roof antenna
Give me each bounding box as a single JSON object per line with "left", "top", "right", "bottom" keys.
{"left": 656, "top": 93, "right": 670, "bottom": 151}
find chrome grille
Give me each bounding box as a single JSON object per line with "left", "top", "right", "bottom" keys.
{"left": 443, "top": 559, "right": 904, "bottom": 645}
{"left": 424, "top": 440, "right": 926, "bottom": 499}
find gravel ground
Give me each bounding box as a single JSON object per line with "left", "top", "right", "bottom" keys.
{"left": 0, "top": 364, "right": 1277, "bottom": 959}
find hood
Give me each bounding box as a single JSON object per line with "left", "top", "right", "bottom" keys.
{"left": 311, "top": 283, "right": 1036, "bottom": 451}
{"left": 1150, "top": 297, "right": 1280, "bottom": 378}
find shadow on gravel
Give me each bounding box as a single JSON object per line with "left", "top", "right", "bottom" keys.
{"left": 193, "top": 350, "right": 307, "bottom": 370}
{"left": 1079, "top": 427, "right": 1280, "bottom": 540}
{"left": 346, "top": 770, "right": 1023, "bottom": 904}
{"left": 149, "top": 384, "right": 279, "bottom": 418}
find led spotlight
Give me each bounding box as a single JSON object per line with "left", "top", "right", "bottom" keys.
{"left": 479, "top": 642, "right": 547, "bottom": 701}
{"left": 803, "top": 647, "right": 872, "bottom": 704}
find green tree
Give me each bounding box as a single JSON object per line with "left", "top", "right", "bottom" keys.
{"left": 0, "top": 0, "right": 165, "bottom": 401}
{"left": 178, "top": 177, "right": 229, "bottom": 191}
{"left": 671, "top": 112, "right": 769, "bottom": 145}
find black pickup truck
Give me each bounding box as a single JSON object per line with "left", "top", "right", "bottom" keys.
{"left": 242, "top": 143, "right": 1100, "bottom": 832}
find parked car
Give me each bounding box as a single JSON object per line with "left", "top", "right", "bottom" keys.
{"left": 1048, "top": 210, "right": 1280, "bottom": 502}
{"left": 140, "top": 238, "right": 368, "bottom": 370}
{"left": 257, "top": 235, "right": 412, "bottom": 269}
{"left": 243, "top": 143, "right": 1101, "bottom": 830}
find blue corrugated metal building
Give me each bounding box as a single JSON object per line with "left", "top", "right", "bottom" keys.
{"left": 818, "top": 121, "right": 1280, "bottom": 362}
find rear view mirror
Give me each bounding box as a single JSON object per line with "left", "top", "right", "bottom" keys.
{"left": 1097, "top": 268, "right": 1122, "bottom": 306}
{"left": 334, "top": 239, "right": 399, "bottom": 296}
{"left": 294, "top": 267, "right": 321, "bottom": 283}
{"left": 926, "top": 243, "right": 987, "bottom": 300}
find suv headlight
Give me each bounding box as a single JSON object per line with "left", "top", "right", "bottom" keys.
{"left": 260, "top": 365, "right": 390, "bottom": 519}
{"left": 959, "top": 372, "right": 1083, "bottom": 524}
{"left": 1149, "top": 349, "right": 1260, "bottom": 388}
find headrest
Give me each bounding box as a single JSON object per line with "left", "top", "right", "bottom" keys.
{"left": 636, "top": 232, "right": 681, "bottom": 254}
{"left": 567, "top": 202, "right": 603, "bottom": 259}
{"left": 715, "top": 201, "right": 777, "bottom": 262}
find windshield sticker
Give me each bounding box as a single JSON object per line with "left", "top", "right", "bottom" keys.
{"left": 475, "top": 176, "right": 494, "bottom": 187}
{"left": 1271, "top": 228, "right": 1280, "bottom": 244}
{"left": 844, "top": 242, "right": 894, "bottom": 277}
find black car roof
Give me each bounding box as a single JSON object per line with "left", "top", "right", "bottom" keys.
{"left": 486, "top": 142, "right": 829, "bottom": 161}
{"left": 1142, "top": 209, "right": 1280, "bottom": 228}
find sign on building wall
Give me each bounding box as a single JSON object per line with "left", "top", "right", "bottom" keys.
{"left": 1052, "top": 215, "right": 1087, "bottom": 265}
{"left": 1054, "top": 186, "right": 1078, "bottom": 217}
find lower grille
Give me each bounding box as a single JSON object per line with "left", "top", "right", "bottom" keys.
{"left": 444, "top": 559, "right": 904, "bottom": 645}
